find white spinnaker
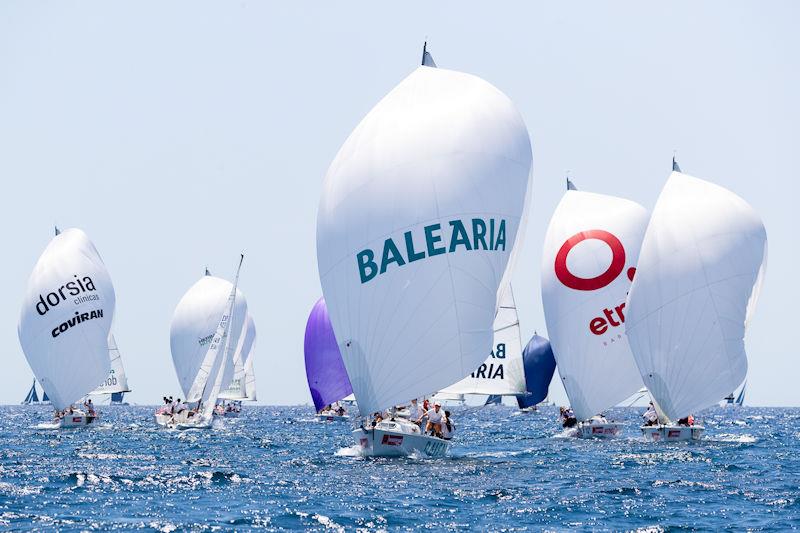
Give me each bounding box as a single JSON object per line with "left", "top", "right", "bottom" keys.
{"left": 438, "top": 285, "right": 526, "bottom": 396}
{"left": 18, "top": 228, "right": 115, "bottom": 410}
{"left": 169, "top": 275, "right": 247, "bottom": 401}
{"left": 91, "top": 333, "right": 131, "bottom": 394}
{"left": 317, "top": 65, "right": 532, "bottom": 415}
{"left": 625, "top": 172, "right": 767, "bottom": 421}
{"left": 219, "top": 313, "right": 256, "bottom": 400}
{"left": 541, "top": 190, "right": 648, "bottom": 421}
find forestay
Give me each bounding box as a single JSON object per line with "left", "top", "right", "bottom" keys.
{"left": 169, "top": 273, "right": 248, "bottom": 401}
{"left": 18, "top": 228, "right": 115, "bottom": 410}
{"left": 316, "top": 63, "right": 532, "bottom": 415}
{"left": 625, "top": 171, "right": 767, "bottom": 421}
{"left": 541, "top": 190, "right": 648, "bottom": 421}
{"left": 304, "top": 298, "right": 354, "bottom": 412}
{"left": 438, "top": 285, "right": 526, "bottom": 396}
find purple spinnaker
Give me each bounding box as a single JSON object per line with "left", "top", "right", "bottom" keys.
{"left": 304, "top": 297, "right": 353, "bottom": 412}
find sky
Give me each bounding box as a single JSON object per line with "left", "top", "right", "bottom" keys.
{"left": 0, "top": 2, "right": 797, "bottom": 407}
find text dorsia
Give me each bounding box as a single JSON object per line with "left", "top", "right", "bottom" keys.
{"left": 36, "top": 275, "right": 98, "bottom": 316}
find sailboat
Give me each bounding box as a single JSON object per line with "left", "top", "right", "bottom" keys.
{"left": 437, "top": 285, "right": 527, "bottom": 405}
{"left": 626, "top": 160, "right": 767, "bottom": 441}
{"left": 18, "top": 228, "right": 115, "bottom": 428}
{"left": 22, "top": 379, "right": 50, "bottom": 405}
{"left": 89, "top": 333, "right": 132, "bottom": 405}
{"left": 316, "top": 43, "right": 532, "bottom": 457}
{"left": 159, "top": 259, "right": 247, "bottom": 429}
{"left": 217, "top": 312, "right": 257, "bottom": 416}
{"left": 304, "top": 297, "right": 354, "bottom": 421}
{"left": 724, "top": 381, "right": 747, "bottom": 407}
{"left": 516, "top": 333, "right": 557, "bottom": 412}
{"left": 541, "top": 179, "right": 649, "bottom": 437}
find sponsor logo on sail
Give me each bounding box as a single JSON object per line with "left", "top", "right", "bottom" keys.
{"left": 471, "top": 342, "right": 507, "bottom": 380}
{"left": 356, "top": 218, "right": 507, "bottom": 284}
{"left": 51, "top": 309, "right": 104, "bottom": 338}
{"left": 553, "top": 230, "right": 636, "bottom": 336}
{"left": 36, "top": 275, "right": 99, "bottom": 315}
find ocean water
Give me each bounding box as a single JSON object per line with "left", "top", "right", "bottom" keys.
{"left": 0, "top": 405, "right": 798, "bottom": 531}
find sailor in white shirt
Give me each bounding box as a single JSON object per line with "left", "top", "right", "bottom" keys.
{"left": 423, "top": 402, "right": 444, "bottom": 437}
{"left": 407, "top": 399, "right": 421, "bottom": 422}
{"left": 441, "top": 410, "right": 455, "bottom": 440}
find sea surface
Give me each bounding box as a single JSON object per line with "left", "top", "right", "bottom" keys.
{"left": 0, "top": 405, "right": 798, "bottom": 531}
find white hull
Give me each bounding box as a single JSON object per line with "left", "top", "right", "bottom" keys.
{"left": 641, "top": 425, "right": 705, "bottom": 442}
{"left": 58, "top": 413, "right": 97, "bottom": 428}
{"left": 154, "top": 410, "right": 197, "bottom": 428}
{"left": 316, "top": 413, "right": 349, "bottom": 422}
{"left": 578, "top": 421, "right": 623, "bottom": 438}
{"left": 353, "top": 420, "right": 449, "bottom": 458}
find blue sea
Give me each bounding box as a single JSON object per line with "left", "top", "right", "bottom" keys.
{"left": 0, "top": 405, "right": 798, "bottom": 531}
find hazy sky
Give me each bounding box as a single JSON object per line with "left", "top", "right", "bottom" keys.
{"left": 1, "top": 2, "right": 797, "bottom": 406}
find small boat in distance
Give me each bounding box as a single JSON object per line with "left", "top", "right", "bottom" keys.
{"left": 22, "top": 379, "right": 50, "bottom": 405}
{"left": 626, "top": 159, "right": 767, "bottom": 441}
{"left": 316, "top": 43, "right": 532, "bottom": 457}
{"left": 18, "top": 227, "right": 116, "bottom": 428}
{"left": 89, "top": 333, "right": 132, "bottom": 405}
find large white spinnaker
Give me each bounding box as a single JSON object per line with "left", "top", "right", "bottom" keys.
{"left": 169, "top": 270, "right": 248, "bottom": 403}
{"left": 316, "top": 63, "right": 532, "bottom": 415}
{"left": 625, "top": 170, "right": 767, "bottom": 421}
{"left": 219, "top": 313, "right": 256, "bottom": 400}
{"left": 91, "top": 333, "right": 131, "bottom": 395}
{"left": 541, "top": 188, "right": 648, "bottom": 421}
{"left": 438, "top": 285, "right": 526, "bottom": 396}
{"left": 18, "top": 228, "right": 115, "bottom": 411}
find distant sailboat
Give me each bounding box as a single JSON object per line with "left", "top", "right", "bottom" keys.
{"left": 18, "top": 228, "right": 115, "bottom": 428}
{"left": 438, "top": 285, "right": 527, "bottom": 405}
{"left": 627, "top": 160, "right": 767, "bottom": 441}
{"left": 22, "top": 379, "right": 50, "bottom": 405}
{"left": 516, "top": 333, "right": 557, "bottom": 412}
{"left": 541, "top": 179, "right": 648, "bottom": 437}
{"left": 160, "top": 259, "right": 247, "bottom": 428}
{"left": 304, "top": 297, "right": 353, "bottom": 421}
{"left": 316, "top": 42, "right": 532, "bottom": 457}
{"left": 218, "top": 312, "right": 257, "bottom": 415}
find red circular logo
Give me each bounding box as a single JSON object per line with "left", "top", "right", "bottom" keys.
{"left": 554, "top": 230, "right": 626, "bottom": 291}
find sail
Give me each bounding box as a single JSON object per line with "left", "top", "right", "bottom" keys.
{"left": 169, "top": 274, "right": 248, "bottom": 401}
{"left": 91, "top": 333, "right": 131, "bottom": 395}
{"left": 244, "top": 350, "right": 257, "bottom": 401}
{"left": 22, "top": 380, "right": 39, "bottom": 404}
{"left": 516, "top": 334, "right": 557, "bottom": 409}
{"left": 438, "top": 285, "right": 526, "bottom": 396}
{"left": 421, "top": 42, "right": 437, "bottom": 67}
{"left": 484, "top": 395, "right": 502, "bottom": 406}
{"left": 219, "top": 313, "right": 257, "bottom": 400}
{"left": 316, "top": 62, "right": 532, "bottom": 415}
{"left": 736, "top": 381, "right": 747, "bottom": 406}
{"left": 42, "top": 389, "right": 49, "bottom": 402}
{"left": 625, "top": 171, "right": 767, "bottom": 421}
{"left": 18, "top": 228, "right": 115, "bottom": 410}
{"left": 304, "top": 298, "right": 354, "bottom": 412}
{"left": 541, "top": 190, "right": 648, "bottom": 421}
{"left": 110, "top": 392, "right": 124, "bottom": 404}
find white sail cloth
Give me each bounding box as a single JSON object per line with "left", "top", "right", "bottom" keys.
{"left": 219, "top": 313, "right": 257, "bottom": 400}
{"left": 18, "top": 228, "right": 115, "bottom": 410}
{"left": 91, "top": 333, "right": 131, "bottom": 395}
{"left": 317, "top": 65, "right": 532, "bottom": 415}
{"left": 438, "top": 285, "right": 526, "bottom": 396}
{"left": 541, "top": 190, "right": 648, "bottom": 421}
{"left": 625, "top": 172, "right": 767, "bottom": 421}
{"left": 169, "top": 275, "right": 248, "bottom": 401}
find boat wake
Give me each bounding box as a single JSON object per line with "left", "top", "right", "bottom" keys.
{"left": 334, "top": 445, "right": 364, "bottom": 458}
{"left": 712, "top": 433, "right": 757, "bottom": 444}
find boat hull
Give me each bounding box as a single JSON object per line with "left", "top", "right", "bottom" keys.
{"left": 58, "top": 414, "right": 97, "bottom": 428}
{"left": 316, "top": 413, "right": 349, "bottom": 422}
{"left": 641, "top": 425, "right": 705, "bottom": 442}
{"left": 154, "top": 411, "right": 195, "bottom": 428}
{"left": 578, "top": 422, "right": 623, "bottom": 438}
{"left": 353, "top": 427, "right": 449, "bottom": 458}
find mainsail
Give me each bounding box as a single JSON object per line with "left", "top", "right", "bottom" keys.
{"left": 516, "top": 334, "right": 557, "bottom": 410}
{"left": 169, "top": 267, "right": 248, "bottom": 404}
{"left": 219, "top": 313, "right": 257, "bottom": 400}
{"left": 316, "top": 52, "right": 533, "bottom": 415}
{"left": 541, "top": 187, "right": 648, "bottom": 421}
{"left": 625, "top": 168, "right": 767, "bottom": 421}
{"left": 18, "top": 228, "right": 115, "bottom": 411}
{"left": 438, "top": 285, "right": 526, "bottom": 397}
{"left": 90, "top": 333, "right": 131, "bottom": 396}
{"left": 304, "top": 297, "right": 354, "bottom": 412}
